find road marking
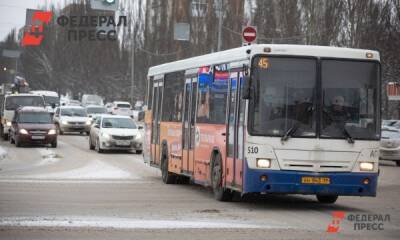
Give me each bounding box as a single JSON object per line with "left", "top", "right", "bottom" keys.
{"left": 0, "top": 216, "right": 288, "bottom": 229}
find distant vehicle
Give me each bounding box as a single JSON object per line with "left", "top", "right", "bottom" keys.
{"left": 81, "top": 94, "right": 103, "bottom": 107}
{"left": 85, "top": 105, "right": 107, "bottom": 121}
{"left": 53, "top": 106, "right": 91, "bottom": 135}
{"left": 67, "top": 99, "right": 81, "bottom": 106}
{"left": 111, "top": 101, "right": 132, "bottom": 117}
{"left": 105, "top": 102, "right": 113, "bottom": 113}
{"left": 382, "top": 120, "right": 399, "bottom": 128}
{"left": 89, "top": 115, "right": 143, "bottom": 153}
{"left": 380, "top": 127, "right": 400, "bottom": 166}
{"left": 132, "top": 105, "right": 144, "bottom": 121}
{"left": 9, "top": 107, "right": 57, "bottom": 148}
{"left": 1, "top": 93, "right": 45, "bottom": 140}
{"left": 30, "top": 90, "right": 60, "bottom": 114}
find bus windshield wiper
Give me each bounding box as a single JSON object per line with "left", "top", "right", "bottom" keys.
{"left": 281, "top": 124, "right": 298, "bottom": 142}
{"left": 342, "top": 127, "right": 355, "bottom": 144}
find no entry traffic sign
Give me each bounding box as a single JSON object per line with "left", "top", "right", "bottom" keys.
{"left": 242, "top": 26, "right": 257, "bottom": 43}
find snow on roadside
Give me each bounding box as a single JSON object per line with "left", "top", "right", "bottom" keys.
{"left": 0, "top": 216, "right": 272, "bottom": 229}
{"left": 22, "top": 159, "right": 139, "bottom": 180}
{"left": 35, "top": 148, "right": 61, "bottom": 166}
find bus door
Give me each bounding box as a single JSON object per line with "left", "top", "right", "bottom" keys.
{"left": 182, "top": 76, "right": 197, "bottom": 175}
{"left": 226, "top": 71, "right": 244, "bottom": 188}
{"left": 150, "top": 79, "right": 163, "bottom": 166}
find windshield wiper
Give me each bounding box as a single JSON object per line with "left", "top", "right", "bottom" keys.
{"left": 281, "top": 125, "right": 298, "bottom": 143}
{"left": 343, "top": 127, "right": 355, "bottom": 144}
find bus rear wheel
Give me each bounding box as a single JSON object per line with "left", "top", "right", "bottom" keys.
{"left": 161, "top": 146, "right": 176, "bottom": 184}
{"left": 211, "top": 153, "right": 233, "bottom": 202}
{"left": 316, "top": 194, "right": 338, "bottom": 204}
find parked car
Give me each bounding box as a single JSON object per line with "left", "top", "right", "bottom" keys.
{"left": 85, "top": 105, "right": 107, "bottom": 122}
{"left": 89, "top": 115, "right": 143, "bottom": 153}
{"left": 67, "top": 99, "right": 81, "bottom": 106}
{"left": 380, "top": 126, "right": 400, "bottom": 166}
{"left": 111, "top": 101, "right": 133, "bottom": 117}
{"left": 9, "top": 107, "right": 57, "bottom": 147}
{"left": 53, "top": 106, "right": 91, "bottom": 135}
{"left": 1, "top": 93, "right": 45, "bottom": 140}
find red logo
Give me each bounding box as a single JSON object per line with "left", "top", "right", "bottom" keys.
{"left": 327, "top": 211, "right": 346, "bottom": 233}
{"left": 22, "top": 11, "right": 53, "bottom": 46}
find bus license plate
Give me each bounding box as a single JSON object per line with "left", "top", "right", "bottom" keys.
{"left": 301, "top": 177, "right": 330, "bottom": 185}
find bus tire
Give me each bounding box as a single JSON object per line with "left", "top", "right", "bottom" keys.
{"left": 211, "top": 152, "right": 233, "bottom": 202}
{"left": 161, "top": 145, "right": 176, "bottom": 184}
{"left": 316, "top": 194, "right": 338, "bottom": 204}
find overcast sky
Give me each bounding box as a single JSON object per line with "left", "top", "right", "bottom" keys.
{"left": 0, "top": 0, "right": 61, "bottom": 41}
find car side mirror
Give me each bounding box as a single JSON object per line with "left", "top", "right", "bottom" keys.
{"left": 242, "top": 75, "right": 251, "bottom": 99}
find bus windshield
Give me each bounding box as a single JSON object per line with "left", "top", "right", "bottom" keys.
{"left": 5, "top": 96, "right": 45, "bottom": 110}
{"left": 250, "top": 57, "right": 317, "bottom": 137}
{"left": 250, "top": 56, "right": 380, "bottom": 140}
{"left": 321, "top": 60, "right": 380, "bottom": 140}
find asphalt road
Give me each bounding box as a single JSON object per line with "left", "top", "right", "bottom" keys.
{"left": 0, "top": 134, "right": 399, "bottom": 240}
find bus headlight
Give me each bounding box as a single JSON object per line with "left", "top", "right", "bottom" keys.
{"left": 6, "top": 121, "right": 11, "bottom": 127}
{"left": 359, "top": 162, "right": 374, "bottom": 171}
{"left": 256, "top": 158, "right": 271, "bottom": 168}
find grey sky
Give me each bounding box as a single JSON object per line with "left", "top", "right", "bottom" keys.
{"left": 0, "top": 0, "right": 61, "bottom": 40}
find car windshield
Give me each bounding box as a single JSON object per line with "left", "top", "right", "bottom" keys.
{"left": 102, "top": 118, "right": 136, "bottom": 129}
{"left": 61, "top": 108, "right": 86, "bottom": 117}
{"left": 5, "top": 96, "right": 45, "bottom": 110}
{"left": 44, "top": 96, "right": 60, "bottom": 106}
{"left": 250, "top": 57, "right": 317, "bottom": 137}
{"left": 116, "top": 104, "right": 131, "bottom": 108}
{"left": 321, "top": 60, "right": 380, "bottom": 140}
{"left": 86, "top": 107, "right": 106, "bottom": 114}
{"left": 18, "top": 112, "right": 52, "bottom": 124}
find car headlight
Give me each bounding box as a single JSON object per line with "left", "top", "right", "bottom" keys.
{"left": 48, "top": 129, "right": 57, "bottom": 135}
{"left": 61, "top": 120, "right": 68, "bottom": 125}
{"left": 256, "top": 158, "right": 271, "bottom": 168}
{"left": 135, "top": 133, "right": 142, "bottom": 140}
{"left": 101, "top": 132, "right": 111, "bottom": 139}
{"left": 19, "top": 129, "right": 29, "bottom": 135}
{"left": 6, "top": 121, "right": 11, "bottom": 127}
{"left": 359, "top": 162, "right": 374, "bottom": 171}
{"left": 85, "top": 120, "right": 92, "bottom": 125}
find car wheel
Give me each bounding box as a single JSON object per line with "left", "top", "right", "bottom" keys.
{"left": 95, "top": 138, "right": 103, "bottom": 153}
{"left": 211, "top": 152, "right": 233, "bottom": 201}
{"left": 86, "top": 131, "right": 90, "bottom": 135}
{"left": 57, "top": 124, "right": 63, "bottom": 135}
{"left": 15, "top": 137, "right": 22, "bottom": 148}
{"left": 136, "top": 150, "right": 143, "bottom": 154}
{"left": 161, "top": 145, "right": 176, "bottom": 184}
{"left": 89, "top": 136, "right": 95, "bottom": 150}
{"left": 51, "top": 140, "right": 57, "bottom": 148}
{"left": 396, "top": 161, "right": 400, "bottom": 167}
{"left": 316, "top": 194, "right": 338, "bottom": 204}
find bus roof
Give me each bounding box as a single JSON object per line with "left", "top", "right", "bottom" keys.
{"left": 30, "top": 90, "right": 59, "bottom": 97}
{"left": 148, "top": 44, "right": 380, "bottom": 76}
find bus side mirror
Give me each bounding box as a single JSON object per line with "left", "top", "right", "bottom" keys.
{"left": 242, "top": 75, "right": 251, "bottom": 99}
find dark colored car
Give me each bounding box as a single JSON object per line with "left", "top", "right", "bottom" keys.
{"left": 9, "top": 107, "right": 58, "bottom": 148}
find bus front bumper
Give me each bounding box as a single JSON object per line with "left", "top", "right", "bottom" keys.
{"left": 243, "top": 167, "right": 378, "bottom": 197}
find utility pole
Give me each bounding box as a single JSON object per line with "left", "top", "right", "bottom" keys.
{"left": 130, "top": 16, "right": 135, "bottom": 106}
{"left": 217, "top": 0, "right": 223, "bottom": 51}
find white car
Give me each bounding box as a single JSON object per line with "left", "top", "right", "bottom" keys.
{"left": 53, "top": 106, "right": 91, "bottom": 135}
{"left": 111, "top": 101, "right": 133, "bottom": 117}
{"left": 30, "top": 90, "right": 60, "bottom": 115}
{"left": 85, "top": 105, "right": 107, "bottom": 121}
{"left": 89, "top": 115, "right": 143, "bottom": 153}
{"left": 380, "top": 126, "right": 400, "bottom": 166}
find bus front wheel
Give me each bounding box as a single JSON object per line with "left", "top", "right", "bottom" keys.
{"left": 316, "top": 194, "right": 338, "bottom": 204}
{"left": 161, "top": 146, "right": 176, "bottom": 184}
{"left": 211, "top": 152, "right": 233, "bottom": 202}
